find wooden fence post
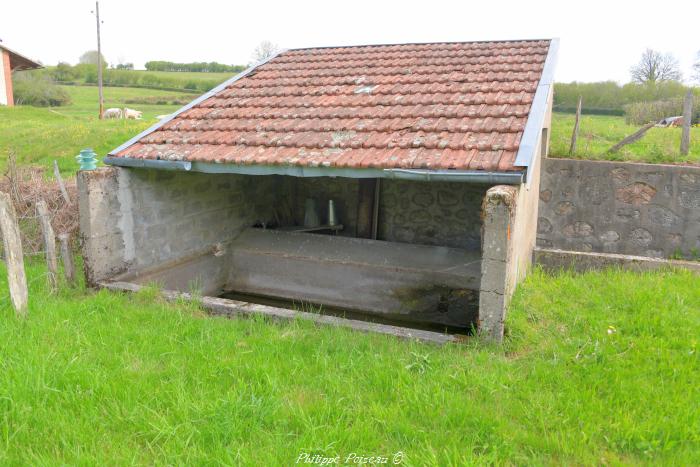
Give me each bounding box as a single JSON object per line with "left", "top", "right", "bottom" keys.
{"left": 607, "top": 121, "right": 657, "bottom": 154}
{"left": 58, "top": 233, "right": 76, "bottom": 286}
{"left": 36, "top": 200, "right": 58, "bottom": 292}
{"left": 53, "top": 160, "right": 71, "bottom": 205}
{"left": 681, "top": 90, "right": 693, "bottom": 156}
{"left": 569, "top": 96, "right": 582, "bottom": 155}
{"left": 0, "top": 192, "right": 28, "bottom": 317}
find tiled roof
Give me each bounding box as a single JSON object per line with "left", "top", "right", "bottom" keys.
{"left": 113, "top": 40, "right": 553, "bottom": 172}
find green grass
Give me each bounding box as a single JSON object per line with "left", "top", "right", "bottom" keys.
{"left": 0, "top": 262, "right": 698, "bottom": 464}
{"left": 55, "top": 85, "right": 197, "bottom": 119}
{"left": 550, "top": 112, "right": 700, "bottom": 164}
{"left": 0, "top": 86, "right": 196, "bottom": 174}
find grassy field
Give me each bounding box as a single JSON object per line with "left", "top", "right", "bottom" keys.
{"left": 0, "top": 86, "right": 195, "bottom": 173}
{"left": 52, "top": 68, "right": 236, "bottom": 93}
{"left": 128, "top": 69, "right": 235, "bottom": 82}
{"left": 550, "top": 112, "right": 700, "bottom": 164}
{"left": 0, "top": 262, "right": 697, "bottom": 464}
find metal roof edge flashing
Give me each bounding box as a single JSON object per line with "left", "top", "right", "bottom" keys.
{"left": 103, "top": 156, "right": 192, "bottom": 171}
{"left": 383, "top": 169, "right": 523, "bottom": 184}
{"left": 106, "top": 49, "right": 288, "bottom": 158}
{"left": 103, "top": 157, "right": 523, "bottom": 184}
{"left": 513, "top": 38, "right": 559, "bottom": 182}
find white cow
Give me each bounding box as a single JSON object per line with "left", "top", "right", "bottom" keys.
{"left": 123, "top": 108, "right": 143, "bottom": 120}
{"left": 103, "top": 108, "right": 123, "bottom": 119}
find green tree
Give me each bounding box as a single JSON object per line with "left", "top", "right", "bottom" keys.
{"left": 78, "top": 50, "right": 107, "bottom": 66}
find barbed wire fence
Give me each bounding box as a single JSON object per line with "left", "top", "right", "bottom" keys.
{"left": 0, "top": 152, "right": 80, "bottom": 316}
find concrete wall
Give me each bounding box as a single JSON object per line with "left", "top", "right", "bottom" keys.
{"left": 78, "top": 167, "right": 275, "bottom": 291}
{"left": 379, "top": 179, "right": 487, "bottom": 251}
{"left": 538, "top": 158, "right": 700, "bottom": 259}
{"left": 535, "top": 248, "right": 700, "bottom": 274}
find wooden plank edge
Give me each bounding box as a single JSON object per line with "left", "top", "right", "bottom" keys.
{"left": 98, "top": 281, "right": 465, "bottom": 345}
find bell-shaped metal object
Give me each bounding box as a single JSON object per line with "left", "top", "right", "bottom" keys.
{"left": 328, "top": 199, "right": 338, "bottom": 226}
{"left": 303, "top": 198, "right": 320, "bottom": 228}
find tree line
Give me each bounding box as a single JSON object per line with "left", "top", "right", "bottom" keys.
{"left": 553, "top": 80, "right": 694, "bottom": 115}
{"left": 78, "top": 50, "right": 246, "bottom": 73}
{"left": 144, "top": 61, "right": 245, "bottom": 73}
{"left": 554, "top": 48, "right": 700, "bottom": 118}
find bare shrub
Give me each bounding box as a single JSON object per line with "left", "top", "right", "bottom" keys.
{"left": 624, "top": 97, "right": 700, "bottom": 125}
{"left": 1, "top": 154, "right": 78, "bottom": 256}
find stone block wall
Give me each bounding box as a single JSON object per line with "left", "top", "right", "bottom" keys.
{"left": 538, "top": 158, "right": 700, "bottom": 259}
{"left": 126, "top": 169, "right": 276, "bottom": 268}
{"left": 78, "top": 167, "right": 276, "bottom": 286}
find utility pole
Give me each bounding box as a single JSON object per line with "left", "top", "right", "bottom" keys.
{"left": 94, "top": 1, "right": 104, "bottom": 119}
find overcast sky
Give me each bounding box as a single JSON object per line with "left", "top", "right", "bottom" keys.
{"left": 2, "top": 0, "right": 698, "bottom": 83}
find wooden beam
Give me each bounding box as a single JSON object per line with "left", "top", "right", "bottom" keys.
{"left": 607, "top": 121, "right": 656, "bottom": 154}
{"left": 568, "top": 96, "right": 582, "bottom": 155}
{"left": 356, "top": 178, "right": 377, "bottom": 238}
{"left": 0, "top": 192, "right": 28, "bottom": 316}
{"left": 681, "top": 90, "right": 693, "bottom": 156}
{"left": 36, "top": 200, "right": 58, "bottom": 292}
{"left": 58, "top": 233, "right": 76, "bottom": 286}
{"left": 53, "top": 160, "right": 71, "bottom": 205}
{"left": 371, "top": 179, "right": 380, "bottom": 240}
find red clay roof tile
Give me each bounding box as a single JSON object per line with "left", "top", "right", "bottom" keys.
{"left": 113, "top": 40, "right": 552, "bottom": 171}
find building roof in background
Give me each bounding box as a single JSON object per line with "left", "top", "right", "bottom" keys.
{"left": 0, "top": 44, "right": 42, "bottom": 71}
{"left": 110, "top": 39, "right": 556, "bottom": 173}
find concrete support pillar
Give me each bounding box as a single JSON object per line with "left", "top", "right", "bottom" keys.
{"left": 77, "top": 167, "right": 130, "bottom": 286}
{"left": 479, "top": 185, "right": 518, "bottom": 341}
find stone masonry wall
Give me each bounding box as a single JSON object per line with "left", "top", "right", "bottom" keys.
{"left": 379, "top": 179, "right": 487, "bottom": 251}
{"left": 537, "top": 158, "right": 700, "bottom": 259}
{"left": 275, "top": 177, "right": 487, "bottom": 250}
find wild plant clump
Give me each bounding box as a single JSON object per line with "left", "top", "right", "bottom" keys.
{"left": 1, "top": 155, "right": 78, "bottom": 255}
{"left": 624, "top": 97, "right": 700, "bottom": 125}
{"left": 12, "top": 71, "right": 72, "bottom": 107}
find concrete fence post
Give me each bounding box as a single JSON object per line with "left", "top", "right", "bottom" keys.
{"left": 479, "top": 185, "right": 518, "bottom": 342}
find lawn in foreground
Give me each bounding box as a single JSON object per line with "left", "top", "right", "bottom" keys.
{"left": 0, "top": 262, "right": 698, "bottom": 465}
{"left": 550, "top": 112, "right": 700, "bottom": 165}
{"left": 0, "top": 86, "right": 196, "bottom": 174}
